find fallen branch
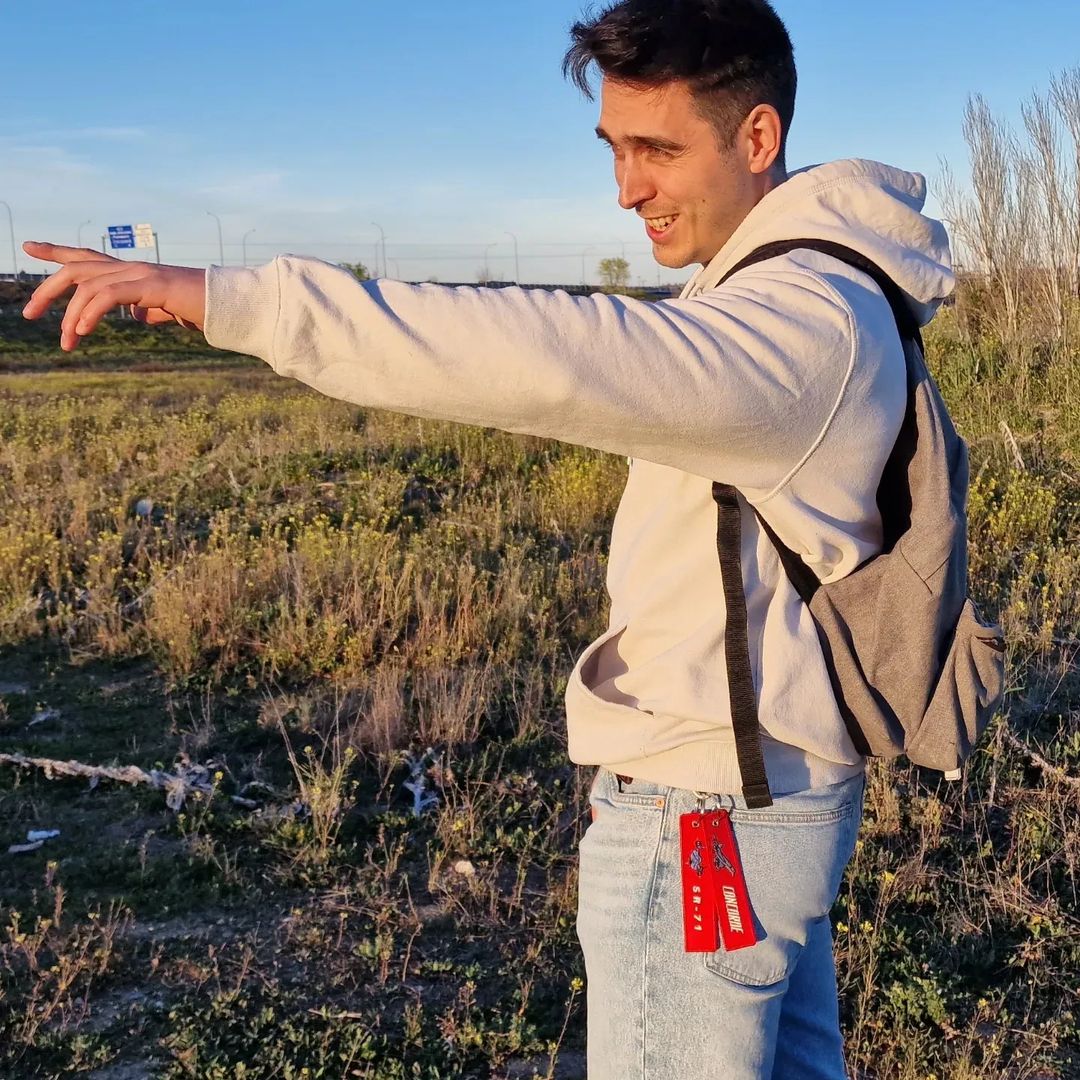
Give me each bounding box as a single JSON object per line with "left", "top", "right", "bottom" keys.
{"left": 1000, "top": 727, "right": 1080, "bottom": 791}
{"left": 0, "top": 752, "right": 214, "bottom": 811}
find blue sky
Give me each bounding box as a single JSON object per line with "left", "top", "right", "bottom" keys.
{"left": 3, "top": 1, "right": 1078, "bottom": 286}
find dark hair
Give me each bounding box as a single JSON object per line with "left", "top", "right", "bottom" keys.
{"left": 562, "top": 0, "right": 796, "bottom": 168}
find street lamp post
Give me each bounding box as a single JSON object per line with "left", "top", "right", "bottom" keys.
{"left": 242, "top": 229, "right": 256, "bottom": 267}
{"left": 77, "top": 219, "right": 92, "bottom": 248}
{"left": 504, "top": 231, "right": 520, "bottom": 283}
{"left": 206, "top": 211, "right": 225, "bottom": 266}
{"left": 371, "top": 222, "right": 386, "bottom": 278}
{"left": 482, "top": 242, "right": 497, "bottom": 283}
{"left": 0, "top": 200, "right": 16, "bottom": 279}
{"left": 581, "top": 246, "right": 596, "bottom": 286}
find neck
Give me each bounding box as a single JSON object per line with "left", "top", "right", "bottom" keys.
{"left": 699, "top": 167, "right": 789, "bottom": 268}
{"left": 760, "top": 165, "right": 788, "bottom": 198}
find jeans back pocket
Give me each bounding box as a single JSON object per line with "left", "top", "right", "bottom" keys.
{"left": 704, "top": 774, "right": 864, "bottom": 987}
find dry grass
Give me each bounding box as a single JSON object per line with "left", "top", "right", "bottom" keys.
{"left": 2, "top": 298, "right": 1075, "bottom": 1077}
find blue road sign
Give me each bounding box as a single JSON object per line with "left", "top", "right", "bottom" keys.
{"left": 108, "top": 225, "right": 135, "bottom": 249}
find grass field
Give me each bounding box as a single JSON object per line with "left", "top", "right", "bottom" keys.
{"left": 0, "top": 294, "right": 1078, "bottom": 1079}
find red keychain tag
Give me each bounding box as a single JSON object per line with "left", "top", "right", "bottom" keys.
{"left": 703, "top": 809, "right": 758, "bottom": 951}
{"left": 679, "top": 811, "right": 719, "bottom": 952}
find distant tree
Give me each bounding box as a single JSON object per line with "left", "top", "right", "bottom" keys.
{"left": 339, "top": 261, "right": 370, "bottom": 281}
{"left": 598, "top": 257, "right": 631, "bottom": 291}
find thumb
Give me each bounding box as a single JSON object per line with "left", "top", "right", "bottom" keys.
{"left": 131, "top": 307, "right": 178, "bottom": 326}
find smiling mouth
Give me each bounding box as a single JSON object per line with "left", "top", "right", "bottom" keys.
{"left": 645, "top": 215, "right": 678, "bottom": 235}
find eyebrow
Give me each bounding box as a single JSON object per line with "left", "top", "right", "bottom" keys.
{"left": 594, "top": 126, "right": 686, "bottom": 153}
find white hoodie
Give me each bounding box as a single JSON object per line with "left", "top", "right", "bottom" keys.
{"left": 204, "top": 158, "right": 955, "bottom": 796}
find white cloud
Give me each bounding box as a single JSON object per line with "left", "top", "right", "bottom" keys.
{"left": 196, "top": 171, "right": 287, "bottom": 202}
{"left": 0, "top": 126, "right": 148, "bottom": 145}
{"left": 61, "top": 126, "right": 149, "bottom": 142}
{"left": 0, "top": 142, "right": 101, "bottom": 176}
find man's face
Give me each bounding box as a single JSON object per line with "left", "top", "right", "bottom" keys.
{"left": 596, "top": 78, "right": 759, "bottom": 269}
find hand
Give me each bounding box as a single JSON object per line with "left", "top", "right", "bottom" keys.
{"left": 20, "top": 242, "right": 208, "bottom": 352}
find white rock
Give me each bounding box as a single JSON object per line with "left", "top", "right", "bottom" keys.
{"left": 26, "top": 829, "right": 60, "bottom": 843}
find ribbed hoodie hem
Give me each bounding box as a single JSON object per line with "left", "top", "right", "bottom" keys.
{"left": 595, "top": 737, "right": 866, "bottom": 798}
{"left": 204, "top": 262, "right": 282, "bottom": 365}
{"left": 565, "top": 625, "right": 866, "bottom": 797}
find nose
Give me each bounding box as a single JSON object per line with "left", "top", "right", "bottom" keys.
{"left": 616, "top": 156, "right": 656, "bottom": 212}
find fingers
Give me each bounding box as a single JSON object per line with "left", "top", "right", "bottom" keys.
{"left": 23, "top": 257, "right": 138, "bottom": 320}
{"left": 22, "top": 241, "right": 119, "bottom": 266}
{"left": 58, "top": 266, "right": 143, "bottom": 348}
{"left": 59, "top": 267, "right": 166, "bottom": 351}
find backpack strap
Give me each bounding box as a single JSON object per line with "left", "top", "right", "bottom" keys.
{"left": 709, "top": 238, "right": 923, "bottom": 809}
{"left": 712, "top": 481, "right": 775, "bottom": 810}
{"left": 720, "top": 238, "right": 925, "bottom": 345}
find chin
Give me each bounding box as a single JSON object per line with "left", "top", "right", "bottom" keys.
{"left": 655, "top": 249, "right": 694, "bottom": 270}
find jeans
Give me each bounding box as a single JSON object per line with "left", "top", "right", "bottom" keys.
{"left": 576, "top": 766, "right": 866, "bottom": 1080}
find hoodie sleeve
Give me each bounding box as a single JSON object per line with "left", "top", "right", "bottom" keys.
{"left": 203, "top": 255, "right": 866, "bottom": 495}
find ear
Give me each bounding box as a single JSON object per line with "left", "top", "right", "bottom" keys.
{"left": 743, "top": 104, "right": 783, "bottom": 175}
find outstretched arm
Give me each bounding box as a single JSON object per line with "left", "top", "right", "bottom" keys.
{"left": 22, "top": 242, "right": 860, "bottom": 494}
{"left": 203, "top": 254, "right": 862, "bottom": 492}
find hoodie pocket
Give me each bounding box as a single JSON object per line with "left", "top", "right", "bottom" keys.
{"left": 565, "top": 624, "right": 652, "bottom": 765}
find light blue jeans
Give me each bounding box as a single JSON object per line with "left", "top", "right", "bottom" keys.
{"left": 576, "top": 766, "right": 866, "bottom": 1080}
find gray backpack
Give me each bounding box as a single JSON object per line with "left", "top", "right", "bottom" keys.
{"left": 711, "top": 239, "right": 1006, "bottom": 809}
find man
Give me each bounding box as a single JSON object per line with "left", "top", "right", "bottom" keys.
{"left": 22, "top": 1, "right": 955, "bottom": 1075}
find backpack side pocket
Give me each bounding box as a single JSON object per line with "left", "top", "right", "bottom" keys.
{"left": 904, "top": 599, "right": 1005, "bottom": 772}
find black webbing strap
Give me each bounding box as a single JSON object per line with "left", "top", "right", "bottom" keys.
{"left": 712, "top": 481, "right": 774, "bottom": 809}
{"left": 720, "top": 238, "right": 924, "bottom": 347}
{"left": 709, "top": 238, "right": 924, "bottom": 810}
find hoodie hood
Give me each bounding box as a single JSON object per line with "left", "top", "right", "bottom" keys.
{"left": 682, "top": 158, "right": 954, "bottom": 328}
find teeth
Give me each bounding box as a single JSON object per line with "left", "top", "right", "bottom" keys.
{"left": 647, "top": 215, "right": 677, "bottom": 230}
